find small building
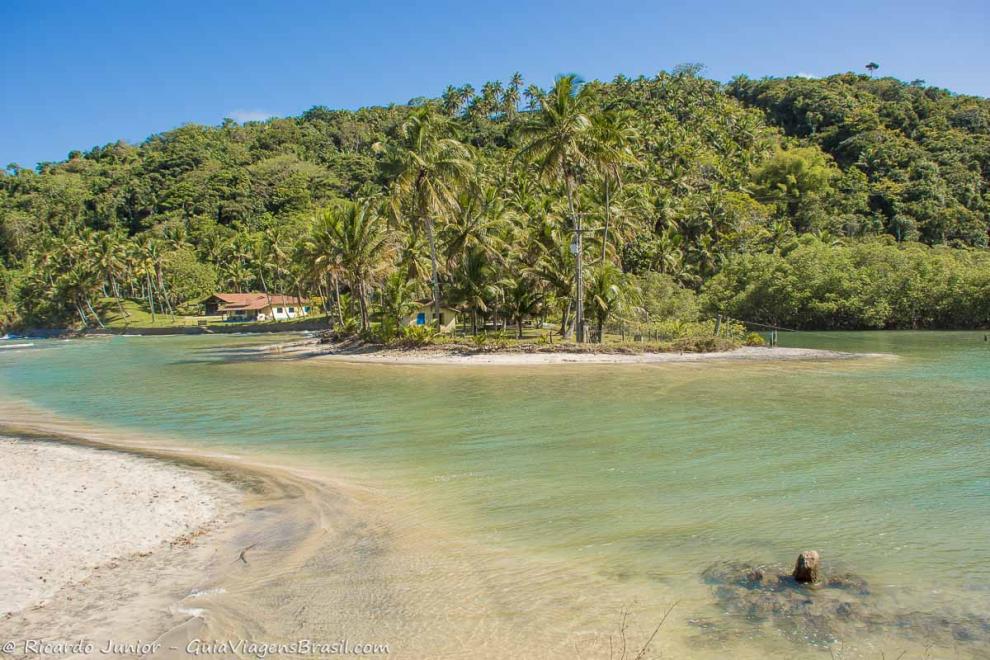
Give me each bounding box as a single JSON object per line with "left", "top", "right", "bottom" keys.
{"left": 403, "top": 301, "right": 458, "bottom": 333}
{"left": 203, "top": 293, "right": 311, "bottom": 322}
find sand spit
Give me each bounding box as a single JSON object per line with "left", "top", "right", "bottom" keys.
{"left": 303, "top": 343, "right": 890, "bottom": 366}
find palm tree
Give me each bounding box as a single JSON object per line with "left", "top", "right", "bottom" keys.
{"left": 131, "top": 236, "right": 161, "bottom": 321}
{"left": 504, "top": 72, "right": 523, "bottom": 120}
{"left": 523, "top": 84, "right": 543, "bottom": 111}
{"left": 450, "top": 246, "right": 500, "bottom": 334}
{"left": 532, "top": 238, "right": 575, "bottom": 337}
{"left": 585, "top": 264, "right": 624, "bottom": 343}
{"left": 379, "top": 106, "right": 473, "bottom": 326}
{"left": 91, "top": 230, "right": 129, "bottom": 319}
{"left": 517, "top": 74, "right": 598, "bottom": 342}
{"left": 263, "top": 224, "right": 291, "bottom": 299}
{"left": 379, "top": 271, "right": 419, "bottom": 337}
{"left": 301, "top": 218, "right": 345, "bottom": 326}
{"left": 315, "top": 200, "right": 393, "bottom": 332}
{"left": 501, "top": 272, "right": 542, "bottom": 338}
{"left": 442, "top": 187, "right": 507, "bottom": 271}
{"left": 588, "top": 108, "right": 639, "bottom": 263}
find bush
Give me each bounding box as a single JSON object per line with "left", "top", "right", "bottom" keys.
{"left": 629, "top": 272, "right": 700, "bottom": 321}
{"left": 472, "top": 330, "right": 508, "bottom": 349}
{"left": 744, "top": 332, "right": 766, "bottom": 346}
{"left": 394, "top": 324, "right": 436, "bottom": 347}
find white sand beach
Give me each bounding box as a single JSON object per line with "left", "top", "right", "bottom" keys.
{"left": 0, "top": 437, "right": 240, "bottom": 618}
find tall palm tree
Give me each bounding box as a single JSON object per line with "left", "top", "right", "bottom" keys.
{"left": 442, "top": 187, "right": 507, "bottom": 271}
{"left": 516, "top": 74, "right": 598, "bottom": 342}
{"left": 504, "top": 72, "right": 523, "bottom": 120}
{"left": 315, "top": 200, "right": 393, "bottom": 332}
{"left": 450, "top": 246, "right": 500, "bottom": 334}
{"left": 91, "top": 230, "right": 129, "bottom": 319}
{"left": 131, "top": 236, "right": 161, "bottom": 321}
{"left": 588, "top": 108, "right": 639, "bottom": 263}
{"left": 379, "top": 106, "right": 473, "bottom": 325}
{"left": 532, "top": 238, "right": 575, "bottom": 337}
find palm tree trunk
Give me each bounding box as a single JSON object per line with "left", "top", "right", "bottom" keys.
{"left": 110, "top": 275, "right": 128, "bottom": 318}
{"left": 332, "top": 273, "right": 345, "bottom": 327}
{"left": 156, "top": 268, "right": 175, "bottom": 319}
{"left": 601, "top": 178, "right": 611, "bottom": 263}
{"left": 357, "top": 281, "right": 369, "bottom": 331}
{"left": 74, "top": 298, "right": 89, "bottom": 327}
{"left": 424, "top": 215, "right": 442, "bottom": 327}
{"left": 560, "top": 299, "right": 572, "bottom": 338}
{"left": 145, "top": 271, "right": 156, "bottom": 322}
{"left": 259, "top": 270, "right": 274, "bottom": 322}
{"left": 85, "top": 297, "right": 106, "bottom": 329}
{"left": 333, "top": 274, "right": 344, "bottom": 327}
{"left": 566, "top": 177, "right": 584, "bottom": 343}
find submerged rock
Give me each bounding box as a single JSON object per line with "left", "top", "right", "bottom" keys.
{"left": 792, "top": 550, "right": 821, "bottom": 584}
{"left": 698, "top": 558, "right": 989, "bottom": 651}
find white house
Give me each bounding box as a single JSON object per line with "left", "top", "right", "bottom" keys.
{"left": 204, "top": 293, "right": 311, "bottom": 322}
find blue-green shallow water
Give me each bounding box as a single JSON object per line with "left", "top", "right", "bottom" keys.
{"left": 1, "top": 332, "right": 988, "bottom": 654}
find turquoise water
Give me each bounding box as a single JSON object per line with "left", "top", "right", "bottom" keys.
{"left": 1, "top": 332, "right": 988, "bottom": 656}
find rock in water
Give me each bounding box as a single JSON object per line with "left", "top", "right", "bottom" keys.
{"left": 793, "top": 550, "right": 821, "bottom": 584}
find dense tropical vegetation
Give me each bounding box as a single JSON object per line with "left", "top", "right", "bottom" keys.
{"left": 2, "top": 67, "right": 989, "bottom": 335}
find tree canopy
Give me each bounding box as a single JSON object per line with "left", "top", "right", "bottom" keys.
{"left": 2, "top": 67, "right": 988, "bottom": 332}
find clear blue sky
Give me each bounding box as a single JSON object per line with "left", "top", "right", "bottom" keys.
{"left": 3, "top": 0, "right": 988, "bottom": 168}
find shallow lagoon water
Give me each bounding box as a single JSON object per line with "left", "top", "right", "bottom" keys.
{"left": 1, "top": 332, "right": 988, "bottom": 657}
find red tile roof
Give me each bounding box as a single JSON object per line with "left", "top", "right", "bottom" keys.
{"left": 209, "top": 293, "right": 306, "bottom": 311}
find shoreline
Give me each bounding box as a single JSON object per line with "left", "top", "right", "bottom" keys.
{"left": 0, "top": 408, "right": 688, "bottom": 659}
{"left": 298, "top": 342, "right": 891, "bottom": 366}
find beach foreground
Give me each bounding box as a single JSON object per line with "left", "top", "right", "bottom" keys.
{"left": 0, "top": 434, "right": 250, "bottom": 657}
{"left": 0, "top": 437, "right": 238, "bottom": 618}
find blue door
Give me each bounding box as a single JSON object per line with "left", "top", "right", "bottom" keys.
{"left": 416, "top": 312, "right": 426, "bottom": 325}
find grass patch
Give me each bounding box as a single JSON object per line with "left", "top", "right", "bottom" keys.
{"left": 94, "top": 298, "right": 330, "bottom": 330}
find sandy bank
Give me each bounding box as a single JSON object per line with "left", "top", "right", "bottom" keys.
{"left": 0, "top": 436, "right": 240, "bottom": 619}
{"left": 0, "top": 412, "right": 679, "bottom": 659}
{"left": 307, "top": 344, "right": 888, "bottom": 366}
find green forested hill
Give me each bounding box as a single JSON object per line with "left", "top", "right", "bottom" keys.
{"left": 2, "top": 68, "right": 988, "bottom": 331}
{"left": 729, "top": 73, "right": 990, "bottom": 245}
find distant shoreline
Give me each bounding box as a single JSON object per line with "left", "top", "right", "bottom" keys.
{"left": 292, "top": 341, "right": 890, "bottom": 366}
{"left": 3, "top": 320, "right": 330, "bottom": 339}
